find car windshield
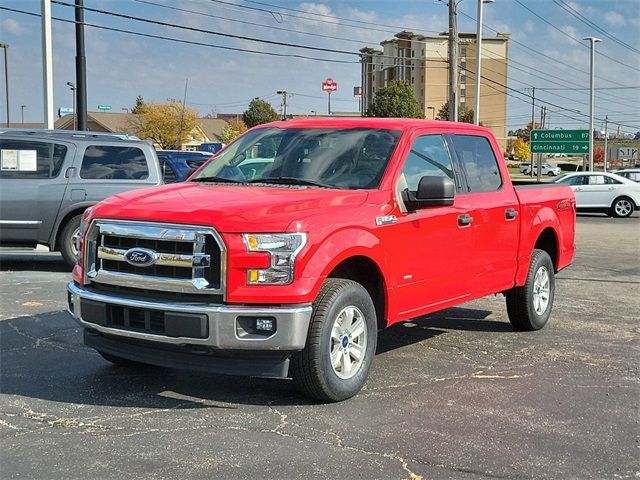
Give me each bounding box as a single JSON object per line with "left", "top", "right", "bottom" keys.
{"left": 192, "top": 127, "right": 402, "bottom": 189}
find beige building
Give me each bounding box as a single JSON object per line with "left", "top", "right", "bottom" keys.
{"left": 360, "top": 31, "right": 509, "bottom": 148}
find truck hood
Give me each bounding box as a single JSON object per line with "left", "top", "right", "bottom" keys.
{"left": 92, "top": 182, "right": 369, "bottom": 232}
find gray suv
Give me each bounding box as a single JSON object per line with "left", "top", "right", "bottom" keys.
{"left": 0, "top": 129, "right": 162, "bottom": 267}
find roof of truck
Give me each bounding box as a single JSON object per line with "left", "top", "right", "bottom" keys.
{"left": 258, "top": 117, "right": 492, "bottom": 133}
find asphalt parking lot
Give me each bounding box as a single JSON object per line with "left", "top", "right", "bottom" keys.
{"left": 1, "top": 213, "right": 638, "bottom": 480}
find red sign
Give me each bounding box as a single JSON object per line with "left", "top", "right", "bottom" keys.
{"left": 322, "top": 78, "right": 338, "bottom": 92}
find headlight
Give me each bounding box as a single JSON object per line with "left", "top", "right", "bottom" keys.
{"left": 242, "top": 233, "right": 307, "bottom": 285}
{"left": 75, "top": 208, "right": 94, "bottom": 263}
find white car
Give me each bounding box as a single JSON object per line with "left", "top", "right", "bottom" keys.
{"left": 523, "top": 163, "right": 561, "bottom": 176}
{"left": 612, "top": 169, "right": 640, "bottom": 183}
{"left": 552, "top": 172, "right": 640, "bottom": 218}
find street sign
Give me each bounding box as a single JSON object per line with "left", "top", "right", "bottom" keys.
{"left": 322, "top": 78, "right": 337, "bottom": 92}
{"left": 97, "top": 105, "right": 112, "bottom": 111}
{"left": 530, "top": 129, "right": 590, "bottom": 142}
{"left": 531, "top": 142, "right": 589, "bottom": 154}
{"left": 530, "top": 129, "right": 589, "bottom": 154}
{"left": 58, "top": 107, "right": 74, "bottom": 116}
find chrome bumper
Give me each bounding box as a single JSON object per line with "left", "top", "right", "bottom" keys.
{"left": 67, "top": 282, "right": 312, "bottom": 351}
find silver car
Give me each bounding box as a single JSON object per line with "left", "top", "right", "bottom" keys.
{"left": 0, "top": 129, "right": 162, "bottom": 266}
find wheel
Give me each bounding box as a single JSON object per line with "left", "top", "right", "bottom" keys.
{"left": 290, "top": 278, "right": 377, "bottom": 402}
{"left": 97, "top": 351, "right": 142, "bottom": 366}
{"left": 59, "top": 214, "right": 82, "bottom": 268}
{"left": 505, "top": 249, "right": 555, "bottom": 331}
{"left": 610, "top": 197, "right": 634, "bottom": 218}
{"left": 548, "top": 171, "right": 555, "bottom": 176}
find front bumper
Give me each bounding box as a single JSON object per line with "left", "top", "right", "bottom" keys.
{"left": 67, "top": 282, "right": 312, "bottom": 351}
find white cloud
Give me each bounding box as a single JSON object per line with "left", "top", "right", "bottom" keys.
{"left": 604, "top": 11, "right": 626, "bottom": 27}
{"left": 2, "top": 18, "right": 25, "bottom": 35}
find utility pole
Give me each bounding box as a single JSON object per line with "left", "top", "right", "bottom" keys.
{"left": 448, "top": 0, "right": 458, "bottom": 122}
{"left": 276, "top": 90, "right": 288, "bottom": 120}
{"left": 603, "top": 115, "right": 608, "bottom": 172}
{"left": 474, "top": 0, "right": 494, "bottom": 125}
{"left": 584, "top": 37, "right": 601, "bottom": 172}
{"left": 529, "top": 86, "right": 535, "bottom": 178}
{"left": 75, "top": 0, "right": 88, "bottom": 130}
{"left": 42, "top": 0, "right": 54, "bottom": 129}
{"left": 0, "top": 43, "right": 9, "bottom": 127}
{"left": 67, "top": 82, "right": 76, "bottom": 130}
{"left": 21, "top": 105, "right": 26, "bottom": 123}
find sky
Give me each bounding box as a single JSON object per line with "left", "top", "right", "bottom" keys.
{"left": 1, "top": 0, "right": 639, "bottom": 134}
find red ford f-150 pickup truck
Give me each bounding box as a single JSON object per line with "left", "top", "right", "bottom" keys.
{"left": 68, "top": 118, "right": 575, "bottom": 401}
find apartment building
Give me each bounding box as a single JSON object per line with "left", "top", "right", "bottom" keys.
{"left": 360, "top": 31, "right": 509, "bottom": 147}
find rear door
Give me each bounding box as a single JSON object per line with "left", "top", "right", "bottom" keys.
{"left": 0, "top": 138, "right": 74, "bottom": 246}
{"left": 448, "top": 134, "right": 520, "bottom": 297}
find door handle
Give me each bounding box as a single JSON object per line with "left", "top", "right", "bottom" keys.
{"left": 574, "top": 187, "right": 582, "bottom": 191}
{"left": 64, "top": 167, "right": 76, "bottom": 178}
{"left": 505, "top": 208, "right": 518, "bottom": 220}
{"left": 457, "top": 214, "right": 473, "bottom": 227}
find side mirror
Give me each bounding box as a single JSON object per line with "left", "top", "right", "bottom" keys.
{"left": 402, "top": 175, "right": 455, "bottom": 211}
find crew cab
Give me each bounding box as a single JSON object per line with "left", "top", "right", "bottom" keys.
{"left": 67, "top": 118, "right": 576, "bottom": 402}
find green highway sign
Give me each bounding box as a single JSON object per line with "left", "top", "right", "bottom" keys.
{"left": 97, "top": 105, "right": 112, "bottom": 111}
{"left": 531, "top": 142, "right": 589, "bottom": 154}
{"left": 530, "top": 129, "right": 590, "bottom": 143}
{"left": 530, "top": 129, "right": 590, "bottom": 154}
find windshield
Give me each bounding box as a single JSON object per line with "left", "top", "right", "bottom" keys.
{"left": 192, "top": 127, "right": 401, "bottom": 189}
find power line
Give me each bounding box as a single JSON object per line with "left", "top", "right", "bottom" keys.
{"left": 1, "top": 6, "right": 358, "bottom": 64}
{"left": 552, "top": 0, "right": 640, "bottom": 55}
{"left": 512, "top": 0, "right": 640, "bottom": 72}
{"left": 51, "top": 0, "right": 359, "bottom": 57}
{"left": 132, "top": 0, "right": 371, "bottom": 46}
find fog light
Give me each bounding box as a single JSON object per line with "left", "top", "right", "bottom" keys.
{"left": 256, "top": 318, "right": 275, "bottom": 332}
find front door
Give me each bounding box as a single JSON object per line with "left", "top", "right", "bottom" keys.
{"left": 386, "top": 133, "right": 474, "bottom": 318}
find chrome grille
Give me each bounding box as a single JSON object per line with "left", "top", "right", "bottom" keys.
{"left": 84, "top": 220, "right": 225, "bottom": 296}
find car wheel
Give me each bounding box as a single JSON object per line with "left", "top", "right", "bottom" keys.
{"left": 505, "top": 249, "right": 555, "bottom": 331}
{"left": 548, "top": 171, "right": 555, "bottom": 176}
{"left": 59, "top": 214, "right": 82, "bottom": 269}
{"left": 290, "top": 278, "right": 377, "bottom": 402}
{"left": 611, "top": 197, "right": 634, "bottom": 218}
{"left": 97, "top": 351, "right": 142, "bottom": 366}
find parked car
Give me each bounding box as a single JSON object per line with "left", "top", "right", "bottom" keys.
{"left": 68, "top": 118, "right": 576, "bottom": 402}
{"left": 156, "top": 150, "right": 212, "bottom": 183}
{"left": 0, "top": 129, "right": 162, "bottom": 266}
{"left": 523, "top": 163, "right": 561, "bottom": 176}
{"left": 518, "top": 162, "right": 531, "bottom": 173}
{"left": 612, "top": 168, "right": 640, "bottom": 183}
{"left": 552, "top": 171, "right": 640, "bottom": 217}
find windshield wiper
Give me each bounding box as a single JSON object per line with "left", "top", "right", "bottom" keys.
{"left": 248, "top": 177, "right": 332, "bottom": 188}
{"left": 191, "top": 176, "right": 246, "bottom": 184}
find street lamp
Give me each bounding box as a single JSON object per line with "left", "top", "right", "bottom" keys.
{"left": 474, "top": 0, "right": 494, "bottom": 126}
{"left": 66, "top": 81, "right": 76, "bottom": 130}
{"left": 0, "top": 43, "right": 9, "bottom": 127}
{"left": 21, "top": 105, "right": 26, "bottom": 123}
{"left": 427, "top": 106, "right": 435, "bottom": 120}
{"left": 583, "top": 36, "right": 601, "bottom": 171}
{"left": 122, "top": 108, "right": 129, "bottom": 113}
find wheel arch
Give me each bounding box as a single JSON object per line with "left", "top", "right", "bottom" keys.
{"left": 52, "top": 205, "right": 92, "bottom": 251}
{"left": 534, "top": 227, "right": 559, "bottom": 272}
{"left": 326, "top": 255, "right": 388, "bottom": 330}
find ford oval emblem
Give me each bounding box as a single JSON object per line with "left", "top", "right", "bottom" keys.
{"left": 124, "top": 247, "right": 159, "bottom": 267}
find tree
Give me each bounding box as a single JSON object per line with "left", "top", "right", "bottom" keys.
{"left": 436, "top": 100, "right": 474, "bottom": 123}
{"left": 218, "top": 119, "right": 247, "bottom": 144}
{"left": 513, "top": 138, "right": 530, "bottom": 161}
{"left": 365, "top": 80, "right": 423, "bottom": 118}
{"left": 128, "top": 101, "right": 198, "bottom": 150}
{"left": 243, "top": 98, "right": 279, "bottom": 128}
{"left": 517, "top": 122, "right": 541, "bottom": 143}
{"left": 131, "top": 95, "right": 146, "bottom": 114}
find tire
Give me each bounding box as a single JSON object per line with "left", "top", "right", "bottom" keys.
{"left": 97, "top": 351, "right": 142, "bottom": 366}
{"left": 59, "top": 214, "right": 82, "bottom": 269}
{"left": 505, "top": 249, "right": 555, "bottom": 331}
{"left": 548, "top": 171, "right": 555, "bottom": 176}
{"left": 610, "top": 196, "right": 634, "bottom": 218}
{"left": 290, "top": 278, "right": 377, "bottom": 402}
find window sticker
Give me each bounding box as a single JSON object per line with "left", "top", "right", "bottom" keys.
{"left": 0, "top": 149, "right": 38, "bottom": 171}
{"left": 18, "top": 150, "right": 37, "bottom": 171}
{"left": 1, "top": 149, "right": 18, "bottom": 170}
